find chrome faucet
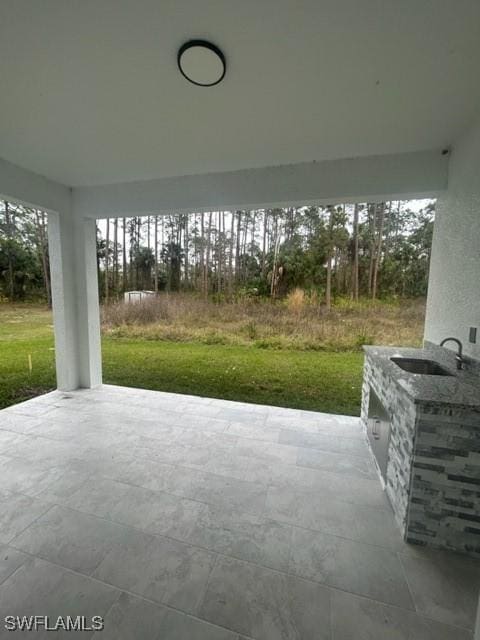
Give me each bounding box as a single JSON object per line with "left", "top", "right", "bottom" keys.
{"left": 440, "top": 337, "right": 465, "bottom": 370}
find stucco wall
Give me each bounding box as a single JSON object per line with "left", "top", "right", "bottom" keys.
{"left": 425, "top": 117, "right": 480, "bottom": 360}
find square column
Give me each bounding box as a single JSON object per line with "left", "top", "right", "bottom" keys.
{"left": 48, "top": 209, "right": 102, "bottom": 389}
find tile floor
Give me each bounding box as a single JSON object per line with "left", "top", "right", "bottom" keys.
{"left": 0, "top": 385, "right": 478, "bottom": 639}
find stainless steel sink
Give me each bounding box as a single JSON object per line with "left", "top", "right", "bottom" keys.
{"left": 390, "top": 357, "right": 454, "bottom": 376}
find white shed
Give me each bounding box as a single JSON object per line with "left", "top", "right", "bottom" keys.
{"left": 123, "top": 291, "right": 156, "bottom": 304}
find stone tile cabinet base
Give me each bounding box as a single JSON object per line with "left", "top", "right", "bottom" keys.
{"left": 361, "top": 344, "right": 480, "bottom": 557}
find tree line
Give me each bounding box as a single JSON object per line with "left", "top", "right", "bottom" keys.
{"left": 0, "top": 199, "right": 434, "bottom": 305}
{"left": 97, "top": 201, "right": 434, "bottom": 305}
{"left": 0, "top": 200, "right": 51, "bottom": 303}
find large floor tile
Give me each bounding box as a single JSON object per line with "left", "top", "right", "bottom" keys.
{"left": 351, "top": 501, "right": 405, "bottom": 550}
{"left": 265, "top": 486, "right": 358, "bottom": 538}
{"left": 62, "top": 449, "right": 137, "bottom": 478}
{"left": 209, "top": 397, "right": 269, "bottom": 413}
{"left": 113, "top": 461, "right": 267, "bottom": 513}
{"left": 174, "top": 414, "right": 231, "bottom": 433}
{"left": 0, "top": 556, "right": 118, "bottom": 639}
{"left": 193, "top": 472, "right": 268, "bottom": 514}
{"left": 36, "top": 468, "right": 93, "bottom": 503}
{"left": 92, "top": 592, "right": 168, "bottom": 640}
{"left": 0, "top": 429, "right": 31, "bottom": 449}
{"left": 134, "top": 440, "right": 232, "bottom": 468}
{"left": 216, "top": 407, "right": 266, "bottom": 426}
{"left": 25, "top": 415, "right": 94, "bottom": 440}
{"left": 266, "top": 412, "right": 361, "bottom": 435}
{"left": 225, "top": 421, "right": 281, "bottom": 443}
{"left": 271, "top": 466, "right": 389, "bottom": 509}
{"left": 3, "top": 434, "right": 88, "bottom": 467}
{"left": 92, "top": 592, "right": 240, "bottom": 640}
{"left": 10, "top": 505, "right": 135, "bottom": 575}
{"left": 264, "top": 414, "right": 322, "bottom": 433}
{"left": 178, "top": 402, "right": 225, "bottom": 419}
{"left": 296, "top": 447, "right": 377, "bottom": 480}
{"left": 142, "top": 493, "right": 207, "bottom": 541}
{"left": 234, "top": 437, "right": 298, "bottom": 464}
{"left": 279, "top": 428, "right": 369, "bottom": 458}
{"left": 0, "top": 489, "right": 51, "bottom": 544}
{"left": 289, "top": 527, "right": 413, "bottom": 608}
{"left": 330, "top": 589, "right": 472, "bottom": 640}
{"left": 155, "top": 607, "right": 244, "bottom": 640}
{"left": 200, "top": 451, "right": 262, "bottom": 483}
{"left": 0, "top": 455, "right": 68, "bottom": 497}
{"left": 265, "top": 486, "right": 403, "bottom": 550}
{"left": 207, "top": 454, "right": 313, "bottom": 488}
{"left": 399, "top": 546, "right": 480, "bottom": 630}
{"left": 72, "top": 400, "right": 161, "bottom": 423}
{"left": 0, "top": 411, "right": 44, "bottom": 434}
{"left": 61, "top": 475, "right": 135, "bottom": 517}
{"left": 175, "top": 429, "right": 238, "bottom": 449}
{"left": 187, "top": 505, "right": 292, "bottom": 571}
{"left": 199, "top": 555, "right": 332, "bottom": 640}
{"left": 92, "top": 532, "right": 216, "bottom": 614}
{"left": 1, "top": 387, "right": 479, "bottom": 640}
{"left": 104, "top": 456, "right": 179, "bottom": 491}
{"left": 0, "top": 544, "right": 28, "bottom": 585}
{"left": 4, "top": 401, "right": 57, "bottom": 418}
{"left": 161, "top": 465, "right": 209, "bottom": 498}
{"left": 64, "top": 476, "right": 205, "bottom": 541}
{"left": 314, "top": 419, "right": 365, "bottom": 440}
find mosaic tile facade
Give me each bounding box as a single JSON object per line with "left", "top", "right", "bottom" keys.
{"left": 361, "top": 349, "right": 480, "bottom": 557}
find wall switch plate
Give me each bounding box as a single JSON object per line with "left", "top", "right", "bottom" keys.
{"left": 469, "top": 327, "right": 477, "bottom": 344}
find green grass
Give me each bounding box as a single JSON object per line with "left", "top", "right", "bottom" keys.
{"left": 102, "top": 340, "right": 363, "bottom": 414}
{"left": 0, "top": 303, "right": 364, "bottom": 415}
{"left": 0, "top": 305, "right": 57, "bottom": 407}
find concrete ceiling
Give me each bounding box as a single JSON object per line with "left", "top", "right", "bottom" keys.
{"left": 1, "top": 0, "right": 479, "bottom": 187}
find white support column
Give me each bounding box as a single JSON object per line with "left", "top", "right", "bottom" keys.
{"left": 75, "top": 214, "right": 102, "bottom": 388}
{"left": 48, "top": 209, "right": 102, "bottom": 390}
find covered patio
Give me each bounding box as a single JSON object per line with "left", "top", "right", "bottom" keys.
{"left": 1, "top": 0, "right": 480, "bottom": 638}
{"left": 1, "top": 386, "right": 478, "bottom": 639}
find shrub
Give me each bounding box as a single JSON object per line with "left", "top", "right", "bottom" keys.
{"left": 244, "top": 321, "right": 258, "bottom": 340}
{"left": 286, "top": 288, "right": 306, "bottom": 315}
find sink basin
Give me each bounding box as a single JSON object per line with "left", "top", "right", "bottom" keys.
{"left": 390, "top": 357, "right": 454, "bottom": 376}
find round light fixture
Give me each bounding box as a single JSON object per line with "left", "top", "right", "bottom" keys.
{"left": 177, "top": 40, "right": 226, "bottom": 87}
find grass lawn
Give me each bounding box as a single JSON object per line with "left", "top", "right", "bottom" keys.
{"left": 0, "top": 305, "right": 56, "bottom": 408}
{"left": 0, "top": 304, "right": 364, "bottom": 414}
{"left": 103, "top": 341, "right": 363, "bottom": 414}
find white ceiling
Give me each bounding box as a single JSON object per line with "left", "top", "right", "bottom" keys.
{"left": 1, "top": 0, "right": 479, "bottom": 187}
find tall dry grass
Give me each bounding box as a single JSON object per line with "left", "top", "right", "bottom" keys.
{"left": 286, "top": 288, "right": 306, "bottom": 315}
{"left": 101, "top": 292, "right": 426, "bottom": 351}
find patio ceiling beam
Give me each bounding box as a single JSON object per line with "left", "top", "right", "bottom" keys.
{"left": 0, "top": 156, "right": 70, "bottom": 214}
{"left": 74, "top": 149, "right": 448, "bottom": 219}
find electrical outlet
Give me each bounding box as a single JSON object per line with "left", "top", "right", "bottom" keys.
{"left": 469, "top": 327, "right": 477, "bottom": 344}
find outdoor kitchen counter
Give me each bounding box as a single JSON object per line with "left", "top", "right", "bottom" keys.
{"left": 363, "top": 343, "right": 480, "bottom": 409}
{"left": 361, "top": 343, "right": 480, "bottom": 556}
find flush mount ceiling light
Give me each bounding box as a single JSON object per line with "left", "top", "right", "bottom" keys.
{"left": 177, "top": 40, "right": 226, "bottom": 87}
